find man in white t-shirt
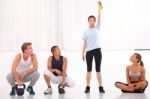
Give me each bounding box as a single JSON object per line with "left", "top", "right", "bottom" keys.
{"left": 6, "top": 42, "right": 40, "bottom": 95}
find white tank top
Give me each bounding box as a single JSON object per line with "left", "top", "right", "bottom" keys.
{"left": 16, "top": 54, "right": 32, "bottom": 73}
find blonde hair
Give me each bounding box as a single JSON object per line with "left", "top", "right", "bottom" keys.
{"left": 21, "top": 42, "right": 32, "bottom": 53}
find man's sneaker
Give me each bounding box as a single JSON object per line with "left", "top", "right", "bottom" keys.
{"left": 84, "top": 86, "right": 90, "bottom": 93}
{"left": 99, "top": 86, "right": 105, "bottom": 93}
{"left": 58, "top": 84, "right": 65, "bottom": 94}
{"left": 10, "top": 86, "right": 16, "bottom": 96}
{"left": 26, "top": 86, "right": 35, "bottom": 95}
{"left": 44, "top": 87, "right": 53, "bottom": 94}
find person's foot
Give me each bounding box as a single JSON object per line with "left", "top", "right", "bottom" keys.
{"left": 99, "top": 86, "right": 105, "bottom": 93}
{"left": 84, "top": 86, "right": 90, "bottom": 93}
{"left": 10, "top": 86, "right": 16, "bottom": 96}
{"left": 44, "top": 86, "right": 53, "bottom": 94}
{"left": 64, "top": 83, "right": 70, "bottom": 87}
{"left": 58, "top": 84, "right": 65, "bottom": 94}
{"left": 26, "top": 86, "right": 35, "bottom": 95}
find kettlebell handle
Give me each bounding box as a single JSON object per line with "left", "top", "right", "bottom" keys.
{"left": 16, "top": 84, "right": 26, "bottom": 89}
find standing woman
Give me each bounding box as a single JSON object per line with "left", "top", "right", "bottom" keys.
{"left": 82, "top": 1, "right": 105, "bottom": 93}
{"left": 115, "top": 53, "right": 148, "bottom": 93}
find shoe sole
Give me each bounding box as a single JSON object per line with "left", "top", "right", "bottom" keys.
{"left": 44, "top": 92, "right": 52, "bottom": 94}
{"left": 99, "top": 91, "right": 105, "bottom": 93}
{"left": 59, "top": 92, "right": 65, "bottom": 94}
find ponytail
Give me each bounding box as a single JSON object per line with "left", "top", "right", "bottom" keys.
{"left": 134, "top": 53, "right": 144, "bottom": 67}
{"left": 140, "top": 60, "right": 144, "bottom": 66}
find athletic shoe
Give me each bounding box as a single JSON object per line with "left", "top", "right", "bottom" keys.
{"left": 99, "top": 86, "right": 105, "bottom": 93}
{"left": 44, "top": 87, "right": 53, "bottom": 94}
{"left": 26, "top": 86, "right": 35, "bottom": 95}
{"left": 10, "top": 86, "right": 16, "bottom": 96}
{"left": 84, "top": 86, "right": 90, "bottom": 93}
{"left": 58, "top": 84, "right": 65, "bottom": 94}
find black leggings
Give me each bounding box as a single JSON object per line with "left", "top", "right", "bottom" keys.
{"left": 115, "top": 81, "right": 148, "bottom": 93}
{"left": 86, "top": 48, "right": 102, "bottom": 72}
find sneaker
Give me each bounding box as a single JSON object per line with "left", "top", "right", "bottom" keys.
{"left": 26, "top": 86, "right": 35, "bottom": 95}
{"left": 44, "top": 87, "right": 53, "bottom": 94}
{"left": 99, "top": 86, "right": 105, "bottom": 93}
{"left": 84, "top": 86, "right": 90, "bottom": 93}
{"left": 58, "top": 85, "right": 65, "bottom": 94}
{"left": 10, "top": 86, "right": 16, "bottom": 96}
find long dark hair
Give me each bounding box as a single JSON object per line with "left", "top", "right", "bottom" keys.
{"left": 134, "top": 53, "right": 144, "bottom": 66}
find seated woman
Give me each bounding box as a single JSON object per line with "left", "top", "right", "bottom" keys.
{"left": 115, "top": 53, "right": 148, "bottom": 93}
{"left": 44, "top": 46, "right": 75, "bottom": 94}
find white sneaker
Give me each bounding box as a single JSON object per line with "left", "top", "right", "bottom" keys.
{"left": 44, "top": 87, "right": 52, "bottom": 94}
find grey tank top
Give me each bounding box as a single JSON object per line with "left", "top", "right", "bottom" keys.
{"left": 129, "top": 66, "right": 142, "bottom": 78}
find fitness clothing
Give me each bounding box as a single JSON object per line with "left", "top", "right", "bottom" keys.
{"left": 44, "top": 55, "right": 75, "bottom": 87}
{"left": 6, "top": 53, "right": 40, "bottom": 87}
{"left": 82, "top": 24, "right": 102, "bottom": 51}
{"left": 16, "top": 54, "right": 32, "bottom": 73}
{"left": 129, "top": 66, "right": 142, "bottom": 78}
{"left": 44, "top": 70, "right": 75, "bottom": 87}
{"left": 7, "top": 71, "right": 40, "bottom": 87}
{"left": 52, "top": 56, "right": 63, "bottom": 72}
{"left": 86, "top": 48, "right": 102, "bottom": 72}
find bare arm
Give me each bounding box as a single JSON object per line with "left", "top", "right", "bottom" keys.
{"left": 140, "top": 67, "right": 146, "bottom": 81}
{"left": 97, "top": 1, "right": 102, "bottom": 25}
{"left": 12, "top": 54, "right": 21, "bottom": 83}
{"left": 82, "top": 40, "right": 87, "bottom": 61}
{"left": 47, "top": 56, "right": 55, "bottom": 72}
{"left": 60, "top": 57, "right": 67, "bottom": 85}
{"left": 126, "top": 66, "right": 131, "bottom": 84}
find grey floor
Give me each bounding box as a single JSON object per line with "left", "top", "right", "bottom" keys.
{"left": 0, "top": 50, "right": 150, "bottom": 99}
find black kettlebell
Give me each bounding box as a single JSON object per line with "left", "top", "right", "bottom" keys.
{"left": 58, "top": 84, "right": 65, "bottom": 94}
{"left": 15, "top": 84, "right": 26, "bottom": 96}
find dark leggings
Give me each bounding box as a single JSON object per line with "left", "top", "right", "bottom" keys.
{"left": 115, "top": 81, "right": 148, "bottom": 93}
{"left": 86, "top": 48, "right": 102, "bottom": 72}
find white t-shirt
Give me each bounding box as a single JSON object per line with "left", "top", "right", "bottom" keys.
{"left": 82, "top": 24, "right": 102, "bottom": 51}
{"left": 16, "top": 54, "right": 32, "bottom": 73}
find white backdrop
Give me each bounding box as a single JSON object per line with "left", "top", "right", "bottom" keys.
{"left": 0, "top": 0, "right": 60, "bottom": 51}
{"left": 0, "top": 0, "right": 150, "bottom": 51}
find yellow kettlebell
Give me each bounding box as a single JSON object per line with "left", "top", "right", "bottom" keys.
{"left": 98, "top": 1, "right": 103, "bottom": 10}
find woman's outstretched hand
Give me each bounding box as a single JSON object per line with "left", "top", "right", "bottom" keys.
{"left": 98, "top": 1, "right": 103, "bottom": 10}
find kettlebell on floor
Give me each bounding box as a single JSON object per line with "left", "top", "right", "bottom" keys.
{"left": 15, "top": 84, "right": 26, "bottom": 96}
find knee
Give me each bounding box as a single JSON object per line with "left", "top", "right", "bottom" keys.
{"left": 141, "top": 81, "right": 148, "bottom": 88}
{"left": 6, "top": 73, "right": 13, "bottom": 82}
{"left": 87, "top": 71, "right": 92, "bottom": 74}
{"left": 137, "top": 81, "right": 147, "bottom": 86}
{"left": 33, "top": 71, "right": 40, "bottom": 80}
{"left": 115, "top": 82, "right": 125, "bottom": 90}
{"left": 96, "top": 69, "right": 100, "bottom": 72}
{"left": 87, "top": 67, "right": 92, "bottom": 72}
{"left": 96, "top": 67, "right": 100, "bottom": 72}
{"left": 115, "top": 82, "right": 120, "bottom": 87}
{"left": 44, "top": 74, "right": 50, "bottom": 79}
{"left": 6, "top": 74, "right": 10, "bottom": 81}
{"left": 44, "top": 69, "right": 52, "bottom": 77}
